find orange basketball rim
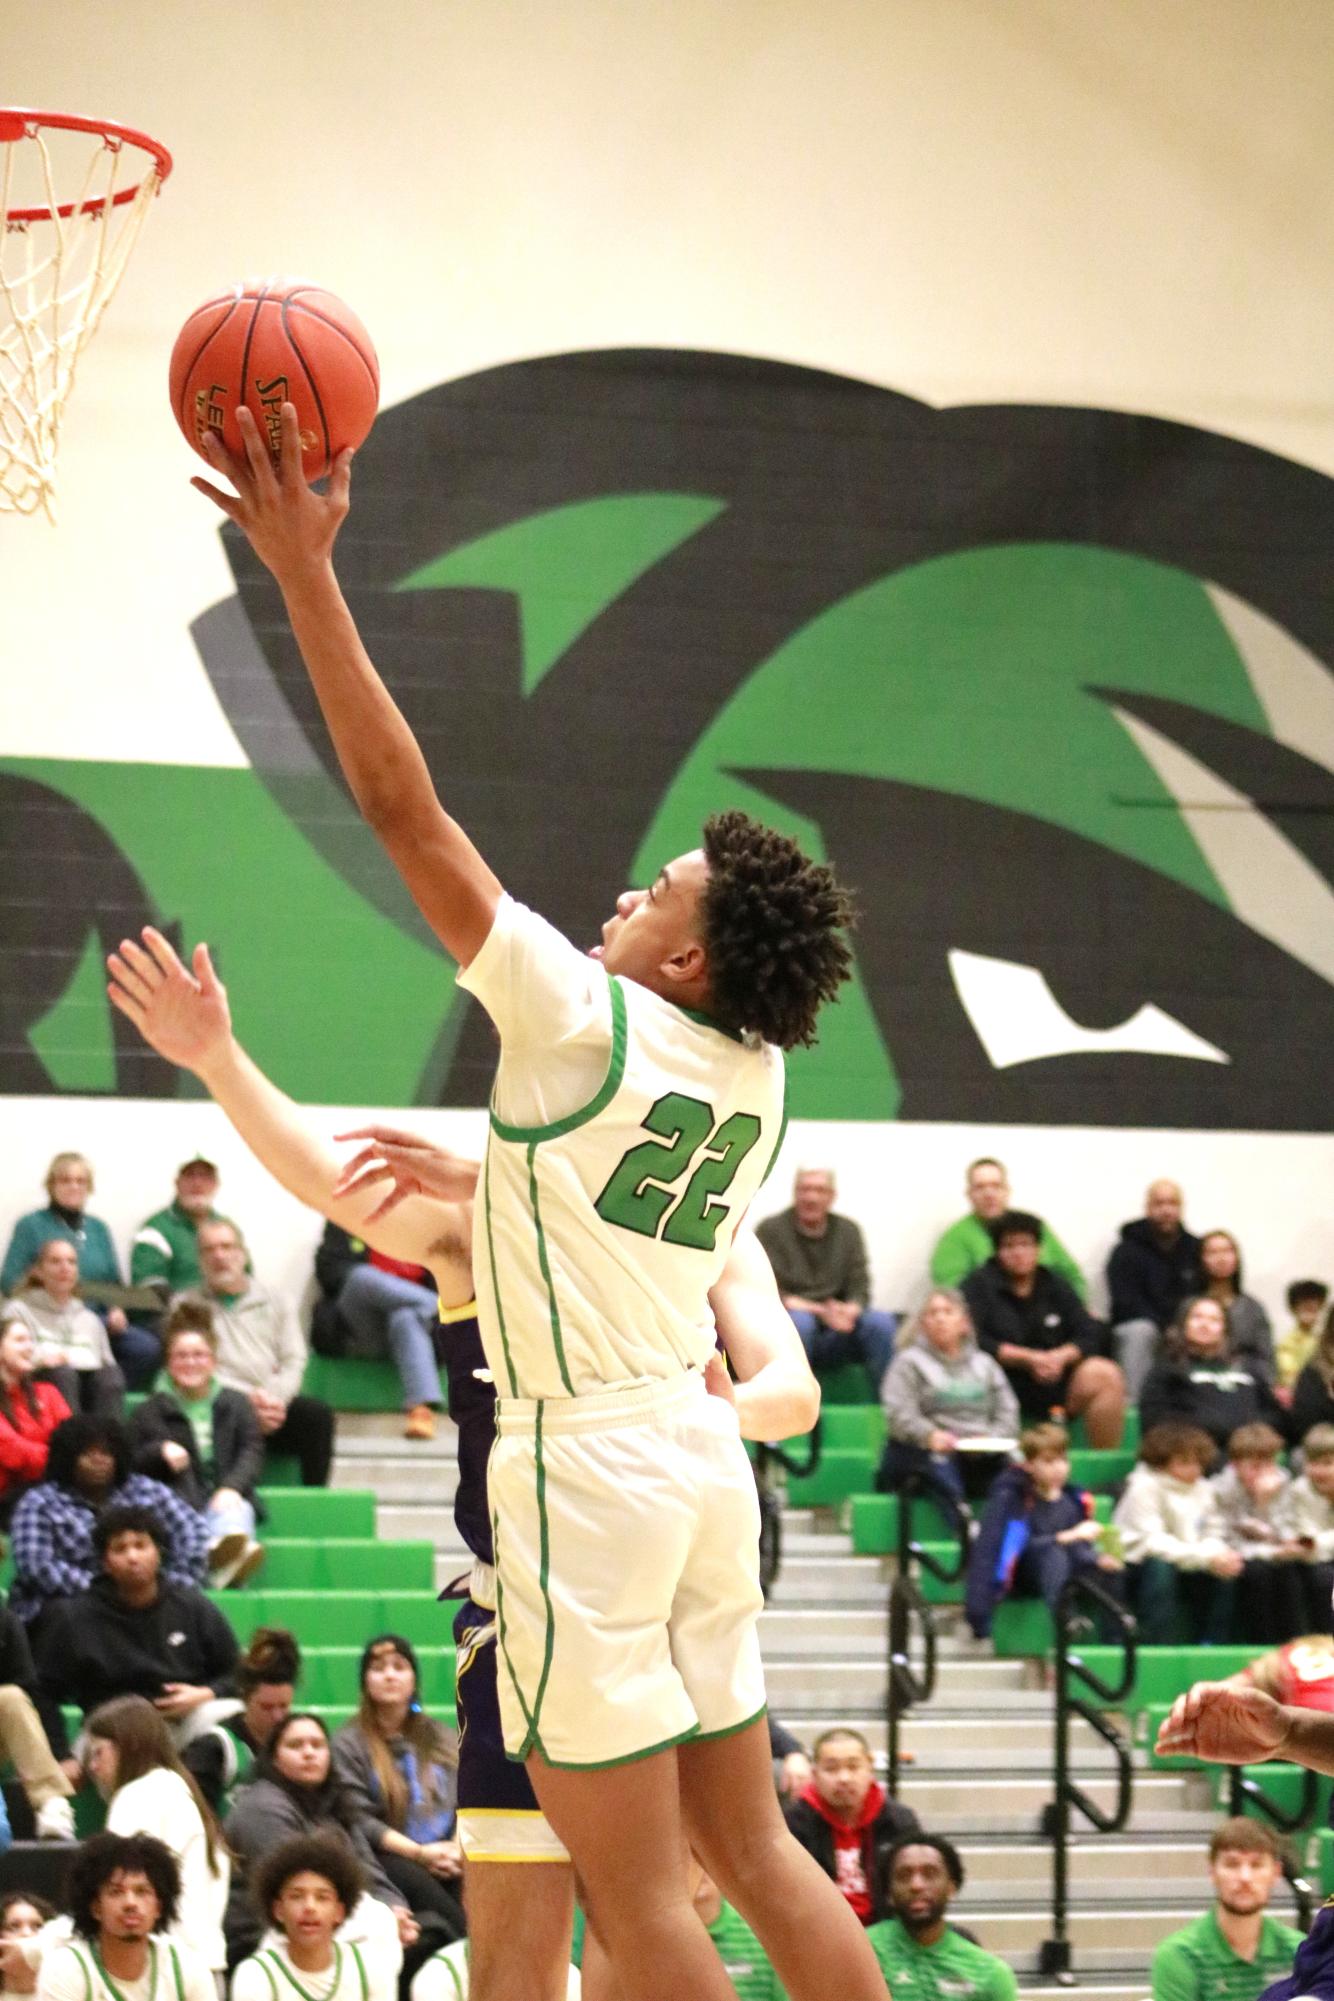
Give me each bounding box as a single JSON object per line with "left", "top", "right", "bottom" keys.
{"left": 0, "top": 107, "right": 172, "bottom": 519}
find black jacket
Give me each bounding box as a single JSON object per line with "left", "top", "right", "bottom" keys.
{"left": 1139, "top": 1356, "right": 1289, "bottom": 1456}
{"left": 309, "top": 1222, "right": 370, "bottom": 1357}
{"left": 130, "top": 1387, "right": 265, "bottom": 1505}
{"left": 1106, "top": 1219, "right": 1203, "bottom": 1331}
{"left": 784, "top": 1788, "right": 920, "bottom": 1924}
{"left": 963, "top": 1262, "right": 1104, "bottom": 1416}
{"left": 33, "top": 1574, "right": 239, "bottom": 1757}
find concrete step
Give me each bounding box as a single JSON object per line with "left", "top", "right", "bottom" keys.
{"left": 957, "top": 1839, "right": 1211, "bottom": 1895}
{"left": 951, "top": 1904, "right": 1201, "bottom": 1970}
{"left": 764, "top": 1556, "right": 889, "bottom": 1606}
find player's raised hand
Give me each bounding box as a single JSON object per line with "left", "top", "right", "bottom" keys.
{"left": 332, "top": 1125, "right": 480, "bottom": 1220}
{"left": 191, "top": 401, "right": 352, "bottom": 583}
{"left": 1155, "top": 1681, "right": 1288, "bottom": 1764}
{"left": 107, "top": 928, "right": 233, "bottom": 1074}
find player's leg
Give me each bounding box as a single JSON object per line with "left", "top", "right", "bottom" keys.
{"left": 526, "top": 1750, "right": 737, "bottom": 2001}
{"left": 464, "top": 1861, "right": 574, "bottom": 2001}
{"left": 677, "top": 1719, "right": 889, "bottom": 2000}
{"left": 452, "top": 1596, "right": 577, "bottom": 2001}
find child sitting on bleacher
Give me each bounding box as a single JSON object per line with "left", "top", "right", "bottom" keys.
{"left": 965, "top": 1424, "right": 1117, "bottom": 1640}
{"left": 1286, "top": 1422, "right": 1334, "bottom": 1626}
{"left": 1113, "top": 1422, "right": 1241, "bottom": 1643}
{"left": 1211, "top": 1423, "right": 1307, "bottom": 1644}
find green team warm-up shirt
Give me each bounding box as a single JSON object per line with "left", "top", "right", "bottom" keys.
{"left": 1150, "top": 1910, "right": 1304, "bottom": 2001}
{"left": 866, "top": 1919, "right": 1018, "bottom": 2001}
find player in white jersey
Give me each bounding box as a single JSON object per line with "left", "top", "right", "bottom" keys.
{"left": 106, "top": 926, "right": 825, "bottom": 2001}
{"left": 232, "top": 1834, "right": 396, "bottom": 2001}
{"left": 37, "top": 1833, "right": 215, "bottom": 2001}
{"left": 189, "top": 403, "right": 888, "bottom": 2001}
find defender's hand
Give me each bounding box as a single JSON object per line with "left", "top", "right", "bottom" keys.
{"left": 192, "top": 402, "right": 352, "bottom": 585}
{"left": 1156, "top": 1682, "right": 1288, "bottom": 1764}
{"left": 333, "top": 1126, "right": 480, "bottom": 1219}
{"left": 107, "top": 928, "right": 232, "bottom": 1074}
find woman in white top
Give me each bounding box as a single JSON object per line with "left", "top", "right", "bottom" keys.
{"left": 6, "top": 1239, "right": 123, "bottom": 1417}
{"left": 85, "top": 1696, "right": 230, "bottom": 1978}
{"left": 232, "top": 1833, "right": 396, "bottom": 2001}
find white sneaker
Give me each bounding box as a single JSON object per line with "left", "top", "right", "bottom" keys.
{"left": 214, "top": 1538, "right": 266, "bottom": 1590}
{"left": 35, "top": 1796, "right": 75, "bottom": 1840}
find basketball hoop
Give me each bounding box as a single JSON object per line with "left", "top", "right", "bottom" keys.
{"left": 0, "top": 108, "right": 172, "bottom": 518}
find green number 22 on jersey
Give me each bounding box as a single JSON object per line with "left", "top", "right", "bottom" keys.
{"left": 594, "top": 1092, "right": 762, "bottom": 1252}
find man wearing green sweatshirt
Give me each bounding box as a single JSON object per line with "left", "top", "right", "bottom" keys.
{"left": 930, "top": 1158, "right": 1085, "bottom": 1301}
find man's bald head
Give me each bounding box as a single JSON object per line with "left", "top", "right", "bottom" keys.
{"left": 1146, "top": 1180, "right": 1184, "bottom": 1235}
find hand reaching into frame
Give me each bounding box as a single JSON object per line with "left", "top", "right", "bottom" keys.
{"left": 106, "top": 928, "right": 233, "bottom": 1076}
{"left": 192, "top": 402, "right": 352, "bottom": 586}
{"left": 333, "top": 1126, "right": 481, "bottom": 1221}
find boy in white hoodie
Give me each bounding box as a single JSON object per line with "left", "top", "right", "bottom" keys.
{"left": 1210, "top": 1423, "right": 1306, "bottom": 1645}
{"left": 1113, "top": 1423, "right": 1242, "bottom": 1643}
{"left": 1287, "top": 1422, "right": 1334, "bottom": 1626}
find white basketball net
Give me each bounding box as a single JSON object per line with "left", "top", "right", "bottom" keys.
{"left": 0, "top": 115, "right": 168, "bottom": 519}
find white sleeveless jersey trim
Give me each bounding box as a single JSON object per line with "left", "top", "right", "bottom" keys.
{"left": 475, "top": 973, "right": 785, "bottom": 1402}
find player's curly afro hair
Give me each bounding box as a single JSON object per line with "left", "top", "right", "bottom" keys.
{"left": 699, "top": 811, "right": 855, "bottom": 1050}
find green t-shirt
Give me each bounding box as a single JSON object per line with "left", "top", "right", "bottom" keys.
{"left": 570, "top": 1903, "right": 784, "bottom": 1998}
{"left": 930, "top": 1213, "right": 1087, "bottom": 1300}
{"left": 1150, "top": 1909, "right": 1305, "bottom": 2001}
{"left": 153, "top": 1370, "right": 221, "bottom": 1475}
{"left": 867, "top": 1919, "right": 1018, "bottom": 2001}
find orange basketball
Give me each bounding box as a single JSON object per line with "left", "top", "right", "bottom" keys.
{"left": 168, "top": 277, "right": 379, "bottom": 481}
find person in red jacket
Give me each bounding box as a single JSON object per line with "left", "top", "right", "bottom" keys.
{"left": 783, "top": 1728, "right": 920, "bottom": 1925}
{"left": 0, "top": 1311, "right": 71, "bottom": 1522}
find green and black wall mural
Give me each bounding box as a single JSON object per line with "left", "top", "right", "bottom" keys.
{"left": 4, "top": 349, "right": 1332, "bottom": 1126}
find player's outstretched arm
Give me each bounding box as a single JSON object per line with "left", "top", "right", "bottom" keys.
{"left": 709, "top": 1230, "right": 821, "bottom": 1442}
{"left": 1152, "top": 1680, "right": 1334, "bottom": 1768}
{"left": 192, "top": 402, "right": 501, "bottom": 969}
{"left": 106, "top": 928, "right": 475, "bottom": 1275}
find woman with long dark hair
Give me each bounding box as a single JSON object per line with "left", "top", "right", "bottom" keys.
{"left": 1199, "top": 1230, "right": 1275, "bottom": 1378}
{"left": 332, "top": 1637, "right": 463, "bottom": 1939}
{"left": 0, "top": 1313, "right": 69, "bottom": 1524}
{"left": 85, "top": 1694, "right": 230, "bottom": 1985}
{"left": 223, "top": 1713, "right": 415, "bottom": 1968}
{"left": 1139, "top": 1296, "right": 1288, "bottom": 1457}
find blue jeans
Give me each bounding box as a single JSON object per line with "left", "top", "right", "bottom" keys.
{"left": 337, "top": 1263, "right": 444, "bottom": 1409}
{"left": 789, "top": 1307, "right": 897, "bottom": 1397}
{"left": 207, "top": 1493, "right": 256, "bottom": 1540}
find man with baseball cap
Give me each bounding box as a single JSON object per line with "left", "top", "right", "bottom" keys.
{"left": 131, "top": 1157, "right": 232, "bottom": 1295}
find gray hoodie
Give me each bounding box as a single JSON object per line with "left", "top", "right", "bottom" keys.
{"left": 880, "top": 1333, "right": 1020, "bottom": 1448}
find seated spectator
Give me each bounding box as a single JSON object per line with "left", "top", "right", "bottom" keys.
{"left": 784, "top": 1727, "right": 920, "bottom": 1927}
{"left": 1106, "top": 1180, "right": 1203, "bottom": 1398}
{"left": 1284, "top": 1422, "right": 1334, "bottom": 1626}
{"left": 224, "top": 1628, "right": 302, "bottom": 1790}
{"left": 9, "top": 1415, "right": 209, "bottom": 1627}
{"left": 4, "top": 1240, "right": 123, "bottom": 1418}
{"left": 867, "top": 1834, "right": 1017, "bottom": 2001}
{"left": 225, "top": 1713, "right": 418, "bottom": 1966}
{"left": 755, "top": 1170, "right": 896, "bottom": 1397}
{"left": 233, "top": 1834, "right": 396, "bottom": 2001}
{"left": 966, "top": 1423, "right": 1120, "bottom": 1641}
{"left": 36, "top": 1832, "right": 215, "bottom": 2001}
{"left": 1277, "top": 1282, "right": 1328, "bottom": 1396}
{"left": 930, "top": 1157, "right": 1086, "bottom": 1300}
{"left": 1149, "top": 1817, "right": 1302, "bottom": 2001}
{"left": 1211, "top": 1423, "right": 1306, "bottom": 1645}
{"left": 963, "top": 1213, "right": 1124, "bottom": 1447}
{"left": 1140, "top": 1297, "right": 1288, "bottom": 1457}
{"left": 1199, "top": 1231, "right": 1275, "bottom": 1380}
{"left": 131, "top": 1157, "right": 231, "bottom": 1299}
{"left": 877, "top": 1289, "right": 1019, "bottom": 1509}
{"left": 0, "top": 1590, "right": 74, "bottom": 1840}
{"left": 2, "top": 1154, "right": 159, "bottom": 1390}
{"left": 321, "top": 1228, "right": 444, "bottom": 1442}
{"left": 130, "top": 1301, "right": 265, "bottom": 1588}
{"left": 0, "top": 1895, "right": 55, "bottom": 2000}
{"left": 33, "top": 1504, "right": 239, "bottom": 1804}
{"left": 182, "top": 1220, "right": 334, "bottom": 1487}
{"left": 1290, "top": 1313, "right": 1334, "bottom": 1451}
{"left": 331, "top": 1636, "right": 465, "bottom": 1946}
{"left": 0, "top": 1312, "right": 70, "bottom": 1525}
{"left": 1113, "top": 1423, "right": 1241, "bottom": 1643}
{"left": 770, "top": 1716, "right": 814, "bottom": 1801}
{"left": 85, "top": 1696, "right": 230, "bottom": 1987}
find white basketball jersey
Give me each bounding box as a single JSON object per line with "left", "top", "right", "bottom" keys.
{"left": 459, "top": 897, "right": 786, "bottom": 1401}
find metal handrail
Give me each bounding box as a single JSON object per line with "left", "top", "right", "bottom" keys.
{"left": 1039, "top": 1570, "right": 1138, "bottom": 1982}
{"left": 1227, "top": 1760, "right": 1321, "bottom": 1838}
{"left": 885, "top": 1478, "right": 970, "bottom": 1795}
{"left": 753, "top": 1413, "right": 823, "bottom": 1484}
